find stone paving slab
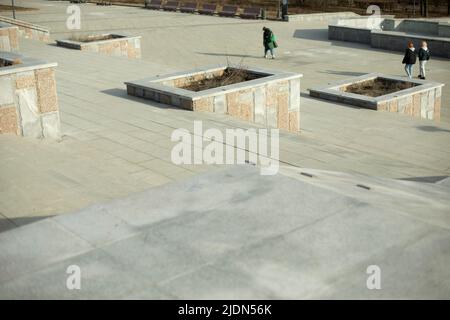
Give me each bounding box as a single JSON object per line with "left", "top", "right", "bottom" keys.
{"left": 0, "top": 1, "right": 449, "bottom": 299}
{"left": 0, "top": 165, "right": 449, "bottom": 299}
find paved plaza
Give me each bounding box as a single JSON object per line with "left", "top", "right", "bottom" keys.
{"left": 0, "top": 0, "right": 450, "bottom": 299}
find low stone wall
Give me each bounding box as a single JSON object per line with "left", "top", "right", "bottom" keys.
{"left": 0, "top": 15, "right": 50, "bottom": 42}
{"left": 328, "top": 25, "right": 371, "bottom": 44}
{"left": 56, "top": 34, "right": 142, "bottom": 59}
{"left": 371, "top": 30, "right": 450, "bottom": 59}
{"left": 309, "top": 73, "right": 444, "bottom": 122}
{"left": 438, "top": 22, "right": 450, "bottom": 38}
{"left": 0, "top": 52, "right": 60, "bottom": 139}
{"left": 398, "top": 19, "right": 439, "bottom": 35}
{"left": 329, "top": 18, "right": 450, "bottom": 59}
{"left": 0, "top": 23, "right": 19, "bottom": 52}
{"left": 125, "top": 65, "right": 302, "bottom": 133}
{"left": 287, "top": 12, "right": 359, "bottom": 23}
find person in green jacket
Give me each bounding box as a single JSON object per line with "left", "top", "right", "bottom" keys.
{"left": 263, "top": 27, "right": 277, "bottom": 59}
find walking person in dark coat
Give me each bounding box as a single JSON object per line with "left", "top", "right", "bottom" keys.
{"left": 402, "top": 41, "right": 417, "bottom": 79}
{"left": 263, "top": 27, "right": 277, "bottom": 59}
{"left": 418, "top": 41, "right": 430, "bottom": 79}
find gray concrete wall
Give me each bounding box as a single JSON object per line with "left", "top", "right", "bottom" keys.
{"left": 438, "top": 23, "right": 450, "bottom": 38}
{"left": 288, "top": 12, "right": 358, "bottom": 23}
{"left": 371, "top": 31, "right": 450, "bottom": 59}
{"left": 328, "top": 25, "right": 371, "bottom": 44}
{"left": 399, "top": 20, "right": 439, "bottom": 36}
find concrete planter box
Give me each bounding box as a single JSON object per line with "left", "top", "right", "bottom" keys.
{"left": 0, "top": 15, "right": 50, "bottom": 42}
{"left": 0, "top": 23, "right": 19, "bottom": 52}
{"left": 125, "top": 65, "right": 302, "bottom": 132}
{"left": 0, "top": 52, "right": 60, "bottom": 139}
{"left": 56, "top": 34, "right": 141, "bottom": 59}
{"left": 309, "top": 73, "right": 444, "bottom": 121}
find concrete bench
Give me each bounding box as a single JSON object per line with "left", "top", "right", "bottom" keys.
{"left": 219, "top": 5, "right": 238, "bottom": 18}
{"left": 163, "top": 1, "right": 179, "bottom": 11}
{"left": 198, "top": 4, "right": 217, "bottom": 15}
{"left": 180, "top": 2, "right": 197, "bottom": 14}
{"left": 240, "top": 7, "right": 261, "bottom": 19}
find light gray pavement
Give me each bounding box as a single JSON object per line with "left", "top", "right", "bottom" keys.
{"left": 0, "top": 0, "right": 449, "bottom": 226}
{"left": 1, "top": 165, "right": 450, "bottom": 299}
{"left": 0, "top": 0, "right": 450, "bottom": 298}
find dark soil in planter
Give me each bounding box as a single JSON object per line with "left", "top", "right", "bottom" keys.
{"left": 69, "top": 34, "right": 124, "bottom": 43}
{"left": 0, "top": 58, "right": 21, "bottom": 67}
{"left": 342, "top": 78, "right": 418, "bottom": 97}
{"left": 181, "top": 68, "right": 265, "bottom": 92}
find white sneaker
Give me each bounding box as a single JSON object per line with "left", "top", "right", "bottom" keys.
{"left": 264, "top": 54, "right": 268, "bottom": 59}
{"left": 272, "top": 55, "right": 276, "bottom": 59}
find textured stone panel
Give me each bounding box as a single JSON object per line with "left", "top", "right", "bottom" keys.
{"left": 160, "top": 93, "right": 172, "bottom": 105}
{"left": 412, "top": 93, "right": 421, "bottom": 117}
{"left": 434, "top": 96, "right": 441, "bottom": 122}
{"left": 17, "top": 88, "right": 42, "bottom": 138}
{"left": 180, "top": 99, "right": 193, "bottom": 110}
{"left": 238, "top": 89, "right": 253, "bottom": 121}
{"left": 389, "top": 100, "right": 398, "bottom": 113}
{"left": 9, "top": 28, "right": 19, "bottom": 50}
{"left": 227, "top": 91, "right": 240, "bottom": 118}
{"left": 35, "top": 68, "right": 58, "bottom": 113}
{"left": 193, "top": 97, "right": 214, "bottom": 112}
{"left": 289, "top": 78, "right": 300, "bottom": 111}
{"left": 254, "top": 86, "right": 266, "bottom": 125}
{"left": 277, "top": 93, "right": 289, "bottom": 131}
{"left": 41, "top": 112, "right": 61, "bottom": 139}
{"left": 267, "top": 106, "right": 277, "bottom": 128}
{"left": 0, "top": 35, "right": 10, "bottom": 51}
{"left": 377, "top": 102, "right": 387, "bottom": 111}
{"left": 427, "top": 89, "right": 435, "bottom": 112}
{"left": 289, "top": 111, "right": 300, "bottom": 132}
{"left": 15, "top": 71, "right": 36, "bottom": 90}
{"left": 0, "top": 106, "right": 19, "bottom": 134}
{"left": 213, "top": 94, "right": 227, "bottom": 114}
{"left": 0, "top": 76, "right": 14, "bottom": 106}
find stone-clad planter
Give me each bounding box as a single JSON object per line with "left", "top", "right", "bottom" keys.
{"left": 125, "top": 65, "right": 302, "bottom": 132}
{"left": 309, "top": 73, "right": 444, "bottom": 121}
{"left": 0, "top": 23, "right": 19, "bottom": 52}
{"left": 56, "top": 34, "right": 141, "bottom": 59}
{"left": 0, "top": 15, "right": 50, "bottom": 42}
{"left": 0, "top": 52, "right": 60, "bottom": 139}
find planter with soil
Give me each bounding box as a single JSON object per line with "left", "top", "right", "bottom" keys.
{"left": 56, "top": 33, "right": 142, "bottom": 59}
{"left": 125, "top": 65, "right": 302, "bottom": 132}
{"left": 309, "top": 73, "right": 444, "bottom": 121}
